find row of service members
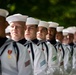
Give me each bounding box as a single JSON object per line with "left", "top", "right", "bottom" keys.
{"left": 6, "top": 13, "right": 76, "bottom": 75}
{"left": 5, "top": 10, "right": 76, "bottom": 73}
{"left": 0, "top": 9, "right": 47, "bottom": 75}
{"left": 6, "top": 12, "right": 58, "bottom": 75}
{"left": 0, "top": 8, "right": 76, "bottom": 75}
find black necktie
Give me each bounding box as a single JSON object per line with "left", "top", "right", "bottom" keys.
{"left": 24, "top": 41, "right": 34, "bottom": 61}
{"left": 29, "top": 43, "right": 34, "bottom": 61}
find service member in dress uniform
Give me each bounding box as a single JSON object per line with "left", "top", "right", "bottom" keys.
{"left": 25, "top": 17, "right": 47, "bottom": 75}
{"left": 0, "top": 9, "right": 33, "bottom": 75}
{"left": 37, "top": 20, "right": 58, "bottom": 75}
{"left": 6, "top": 13, "right": 28, "bottom": 45}
{"left": 47, "top": 22, "right": 68, "bottom": 75}
{"left": 62, "top": 28, "right": 72, "bottom": 75}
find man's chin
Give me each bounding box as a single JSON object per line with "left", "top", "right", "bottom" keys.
{"left": 12, "top": 37, "right": 19, "bottom": 41}
{"left": 25, "top": 38, "right": 31, "bottom": 41}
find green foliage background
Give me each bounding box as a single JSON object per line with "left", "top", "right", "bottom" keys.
{"left": 0, "top": 0, "right": 76, "bottom": 27}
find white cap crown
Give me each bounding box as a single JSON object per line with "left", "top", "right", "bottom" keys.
{"left": 38, "top": 21, "right": 49, "bottom": 29}
{"left": 57, "top": 26, "right": 64, "bottom": 32}
{"left": 0, "top": 9, "right": 9, "bottom": 17}
{"left": 66, "top": 27, "right": 76, "bottom": 34}
{"left": 6, "top": 13, "right": 28, "bottom": 24}
{"left": 26, "top": 17, "right": 39, "bottom": 25}
{"left": 62, "top": 29, "right": 68, "bottom": 36}
{"left": 48, "top": 22, "right": 59, "bottom": 28}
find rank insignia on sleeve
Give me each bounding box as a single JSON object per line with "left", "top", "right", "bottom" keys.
{"left": 8, "top": 50, "right": 12, "bottom": 59}
{"left": 52, "top": 56, "right": 57, "bottom": 61}
{"left": 25, "top": 60, "right": 30, "bottom": 67}
{"left": 40, "top": 60, "right": 46, "bottom": 67}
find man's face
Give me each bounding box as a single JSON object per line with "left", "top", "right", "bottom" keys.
{"left": 10, "top": 21, "right": 25, "bottom": 41}
{"left": 48, "top": 27, "right": 56, "bottom": 40}
{"left": 56, "top": 32, "right": 63, "bottom": 42}
{"left": 67, "top": 33, "right": 74, "bottom": 44}
{"left": 0, "top": 16, "right": 7, "bottom": 37}
{"left": 37, "top": 26, "right": 47, "bottom": 40}
{"left": 62, "top": 36, "right": 69, "bottom": 45}
{"left": 25, "top": 25, "right": 37, "bottom": 40}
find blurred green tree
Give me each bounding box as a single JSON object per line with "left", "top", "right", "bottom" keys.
{"left": 0, "top": 0, "right": 76, "bottom": 27}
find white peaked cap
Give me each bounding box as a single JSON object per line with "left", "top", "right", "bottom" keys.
{"left": 38, "top": 21, "right": 49, "bottom": 29}
{"left": 71, "top": 26, "right": 76, "bottom": 34}
{"left": 26, "top": 17, "right": 39, "bottom": 25}
{"left": 5, "top": 26, "right": 10, "bottom": 33}
{"left": 65, "top": 27, "right": 75, "bottom": 34}
{"left": 6, "top": 13, "right": 28, "bottom": 24}
{"left": 57, "top": 26, "right": 64, "bottom": 32}
{"left": 0, "top": 9, "right": 9, "bottom": 17}
{"left": 48, "top": 22, "right": 59, "bottom": 28}
{"left": 62, "top": 29, "right": 68, "bottom": 36}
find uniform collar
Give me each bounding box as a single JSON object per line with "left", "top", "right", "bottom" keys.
{"left": 69, "top": 42, "right": 74, "bottom": 46}
{"left": 31, "top": 39, "right": 39, "bottom": 44}
{"left": 47, "top": 39, "right": 57, "bottom": 45}
{"left": 18, "top": 38, "right": 27, "bottom": 45}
